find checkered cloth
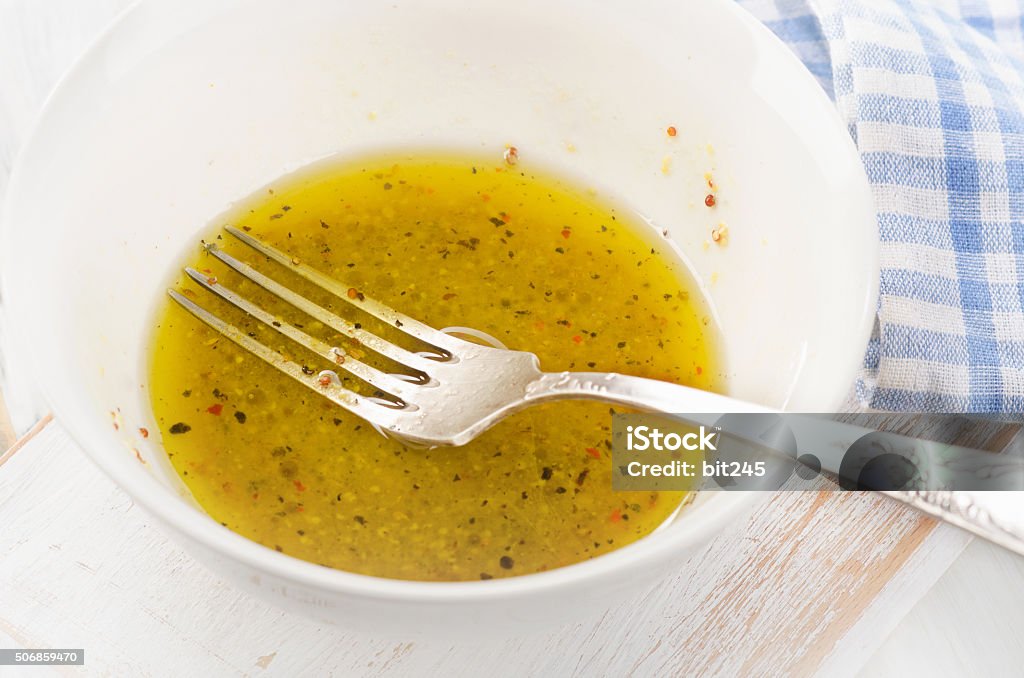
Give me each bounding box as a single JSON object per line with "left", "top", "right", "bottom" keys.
{"left": 738, "top": 0, "right": 1024, "bottom": 413}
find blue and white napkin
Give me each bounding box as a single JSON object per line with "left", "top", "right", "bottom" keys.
{"left": 740, "top": 0, "right": 1024, "bottom": 413}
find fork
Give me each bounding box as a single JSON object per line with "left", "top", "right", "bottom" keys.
{"left": 169, "top": 226, "right": 771, "bottom": 447}
{"left": 168, "top": 231, "right": 1024, "bottom": 557}
{"left": 166, "top": 237, "right": 1024, "bottom": 557}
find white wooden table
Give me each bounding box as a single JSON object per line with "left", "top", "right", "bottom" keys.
{"left": 2, "top": 2, "right": 1023, "bottom": 676}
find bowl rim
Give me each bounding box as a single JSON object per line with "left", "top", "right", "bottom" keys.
{"left": 0, "top": 0, "right": 878, "bottom": 604}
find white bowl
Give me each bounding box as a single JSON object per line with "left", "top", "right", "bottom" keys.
{"left": 0, "top": 0, "right": 877, "bottom": 634}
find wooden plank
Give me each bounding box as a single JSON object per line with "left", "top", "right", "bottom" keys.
{"left": 0, "top": 391, "right": 16, "bottom": 451}
{"left": 0, "top": 412, "right": 52, "bottom": 467}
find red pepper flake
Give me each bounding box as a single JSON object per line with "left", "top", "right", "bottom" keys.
{"left": 572, "top": 335, "right": 583, "bottom": 345}
{"left": 294, "top": 480, "right": 306, "bottom": 492}
{"left": 442, "top": 292, "right": 458, "bottom": 300}
{"left": 206, "top": 276, "right": 218, "bottom": 286}
{"left": 533, "top": 320, "right": 545, "bottom": 331}
{"left": 207, "top": 403, "right": 223, "bottom": 415}
{"left": 503, "top": 146, "right": 519, "bottom": 165}
{"left": 705, "top": 194, "right": 716, "bottom": 207}
{"left": 481, "top": 193, "right": 491, "bottom": 202}
{"left": 666, "top": 126, "right": 677, "bottom": 137}
{"left": 696, "top": 365, "right": 703, "bottom": 375}
{"left": 609, "top": 509, "right": 622, "bottom": 523}
{"left": 252, "top": 493, "right": 259, "bottom": 500}
{"left": 139, "top": 427, "right": 149, "bottom": 438}
{"left": 296, "top": 506, "right": 305, "bottom": 512}
{"left": 561, "top": 229, "right": 572, "bottom": 239}
{"left": 347, "top": 287, "right": 359, "bottom": 299}
{"left": 500, "top": 212, "right": 511, "bottom": 222}
{"left": 318, "top": 373, "right": 333, "bottom": 387}
{"left": 585, "top": 447, "right": 601, "bottom": 459}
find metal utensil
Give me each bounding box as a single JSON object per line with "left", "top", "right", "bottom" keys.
{"left": 169, "top": 227, "right": 1024, "bottom": 557}
{"left": 170, "top": 226, "right": 771, "bottom": 448}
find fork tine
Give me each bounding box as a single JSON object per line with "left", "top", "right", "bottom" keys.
{"left": 183, "top": 269, "right": 410, "bottom": 401}
{"left": 167, "top": 290, "right": 407, "bottom": 426}
{"left": 223, "top": 226, "right": 462, "bottom": 354}
{"left": 204, "top": 242, "right": 440, "bottom": 373}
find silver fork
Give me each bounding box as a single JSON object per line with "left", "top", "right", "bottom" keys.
{"left": 168, "top": 239, "right": 1024, "bottom": 558}
{"left": 169, "top": 226, "right": 770, "bottom": 447}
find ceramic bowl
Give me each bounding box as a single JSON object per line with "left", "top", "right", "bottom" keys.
{"left": 0, "top": 0, "right": 877, "bottom": 634}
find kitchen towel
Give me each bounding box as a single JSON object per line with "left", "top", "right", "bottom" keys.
{"left": 739, "top": 0, "right": 1024, "bottom": 412}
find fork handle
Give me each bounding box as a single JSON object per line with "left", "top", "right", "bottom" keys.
{"left": 524, "top": 371, "right": 776, "bottom": 418}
